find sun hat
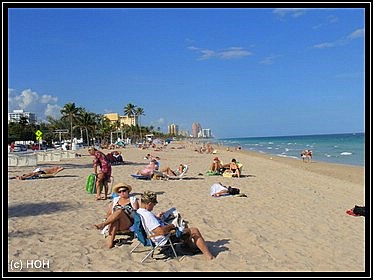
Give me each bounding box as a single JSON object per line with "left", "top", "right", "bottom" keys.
{"left": 112, "top": 182, "right": 132, "bottom": 194}
{"left": 141, "top": 190, "right": 158, "bottom": 204}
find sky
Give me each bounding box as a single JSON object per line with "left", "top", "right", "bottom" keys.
{"left": 6, "top": 4, "right": 367, "bottom": 139}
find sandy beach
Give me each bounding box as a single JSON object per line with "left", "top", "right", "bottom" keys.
{"left": 7, "top": 141, "right": 366, "bottom": 273}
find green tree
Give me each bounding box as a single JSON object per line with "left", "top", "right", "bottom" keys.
{"left": 60, "top": 102, "right": 81, "bottom": 145}
{"left": 134, "top": 107, "right": 145, "bottom": 142}
{"left": 76, "top": 110, "right": 96, "bottom": 146}
{"left": 124, "top": 103, "right": 137, "bottom": 141}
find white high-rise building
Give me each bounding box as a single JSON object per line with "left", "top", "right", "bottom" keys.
{"left": 8, "top": 109, "right": 37, "bottom": 124}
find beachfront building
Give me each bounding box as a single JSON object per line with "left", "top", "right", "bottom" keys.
{"left": 178, "top": 130, "right": 189, "bottom": 137}
{"left": 192, "top": 122, "right": 201, "bottom": 138}
{"left": 8, "top": 109, "right": 37, "bottom": 124}
{"left": 201, "top": 128, "right": 212, "bottom": 138}
{"left": 104, "top": 113, "right": 138, "bottom": 127}
{"left": 168, "top": 123, "right": 179, "bottom": 136}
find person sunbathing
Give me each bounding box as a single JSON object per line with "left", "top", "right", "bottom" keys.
{"left": 94, "top": 183, "right": 139, "bottom": 248}
{"left": 161, "top": 164, "right": 185, "bottom": 177}
{"left": 136, "top": 159, "right": 158, "bottom": 176}
{"left": 229, "top": 159, "right": 241, "bottom": 178}
{"left": 15, "top": 166, "right": 65, "bottom": 180}
{"left": 210, "top": 157, "right": 223, "bottom": 173}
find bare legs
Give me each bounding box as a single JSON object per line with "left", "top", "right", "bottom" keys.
{"left": 161, "top": 167, "right": 177, "bottom": 176}
{"left": 44, "top": 166, "right": 65, "bottom": 175}
{"left": 185, "top": 227, "right": 215, "bottom": 260}
{"left": 94, "top": 209, "right": 132, "bottom": 248}
{"left": 95, "top": 173, "right": 109, "bottom": 200}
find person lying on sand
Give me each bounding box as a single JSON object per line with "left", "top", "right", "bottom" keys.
{"left": 14, "top": 166, "right": 65, "bottom": 180}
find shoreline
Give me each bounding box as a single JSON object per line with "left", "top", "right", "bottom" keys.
{"left": 7, "top": 141, "right": 366, "bottom": 272}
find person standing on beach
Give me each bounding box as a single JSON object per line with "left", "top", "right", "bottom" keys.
{"left": 88, "top": 146, "right": 112, "bottom": 200}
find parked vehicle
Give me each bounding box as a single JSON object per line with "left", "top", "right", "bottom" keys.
{"left": 31, "top": 144, "right": 47, "bottom": 150}
{"left": 13, "top": 144, "right": 27, "bottom": 152}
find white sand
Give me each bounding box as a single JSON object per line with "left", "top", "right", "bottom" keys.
{"left": 7, "top": 141, "right": 366, "bottom": 272}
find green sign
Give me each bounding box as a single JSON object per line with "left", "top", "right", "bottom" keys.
{"left": 36, "top": 136, "right": 42, "bottom": 140}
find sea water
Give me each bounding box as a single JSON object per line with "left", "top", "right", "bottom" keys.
{"left": 216, "top": 133, "right": 365, "bottom": 167}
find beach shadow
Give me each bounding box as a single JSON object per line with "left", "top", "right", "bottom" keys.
{"left": 206, "top": 239, "right": 230, "bottom": 257}
{"left": 8, "top": 201, "right": 74, "bottom": 218}
{"left": 163, "top": 177, "right": 205, "bottom": 181}
{"left": 39, "top": 175, "right": 80, "bottom": 179}
{"left": 124, "top": 161, "right": 148, "bottom": 166}
{"left": 8, "top": 229, "right": 39, "bottom": 238}
{"left": 239, "top": 174, "right": 256, "bottom": 178}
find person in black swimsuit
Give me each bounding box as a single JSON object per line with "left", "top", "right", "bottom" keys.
{"left": 94, "top": 182, "right": 139, "bottom": 248}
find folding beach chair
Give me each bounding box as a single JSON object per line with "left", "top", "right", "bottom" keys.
{"left": 130, "top": 211, "right": 181, "bottom": 263}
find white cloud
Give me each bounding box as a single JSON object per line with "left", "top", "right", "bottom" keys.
{"left": 259, "top": 54, "right": 283, "bottom": 65}
{"left": 312, "top": 28, "right": 364, "bottom": 49}
{"left": 273, "top": 8, "right": 306, "bottom": 19}
{"left": 312, "top": 42, "right": 336, "bottom": 49}
{"left": 347, "top": 28, "right": 364, "bottom": 39}
{"left": 8, "top": 88, "right": 62, "bottom": 122}
{"left": 188, "top": 46, "right": 251, "bottom": 60}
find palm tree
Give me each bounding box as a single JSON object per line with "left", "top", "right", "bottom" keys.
{"left": 76, "top": 111, "right": 96, "bottom": 146}
{"left": 124, "top": 103, "right": 137, "bottom": 141}
{"left": 60, "top": 102, "right": 81, "bottom": 145}
{"left": 134, "top": 107, "right": 145, "bottom": 142}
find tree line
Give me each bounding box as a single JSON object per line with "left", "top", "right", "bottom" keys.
{"left": 8, "top": 102, "right": 167, "bottom": 147}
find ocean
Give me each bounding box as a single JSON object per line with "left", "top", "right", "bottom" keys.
{"left": 215, "top": 133, "right": 365, "bottom": 167}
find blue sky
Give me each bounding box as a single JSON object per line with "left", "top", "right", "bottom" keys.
{"left": 7, "top": 6, "right": 366, "bottom": 138}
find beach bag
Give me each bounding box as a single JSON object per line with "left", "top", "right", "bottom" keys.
{"left": 353, "top": 205, "right": 365, "bottom": 216}
{"left": 86, "top": 173, "right": 96, "bottom": 194}
{"left": 228, "top": 186, "right": 240, "bottom": 195}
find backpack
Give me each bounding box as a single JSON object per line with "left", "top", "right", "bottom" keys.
{"left": 86, "top": 173, "right": 96, "bottom": 194}
{"left": 132, "top": 212, "right": 151, "bottom": 246}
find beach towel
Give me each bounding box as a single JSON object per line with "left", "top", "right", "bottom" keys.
{"left": 206, "top": 170, "right": 221, "bottom": 176}
{"left": 131, "top": 174, "right": 152, "bottom": 180}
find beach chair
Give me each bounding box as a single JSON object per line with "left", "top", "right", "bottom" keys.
{"left": 130, "top": 211, "right": 181, "bottom": 263}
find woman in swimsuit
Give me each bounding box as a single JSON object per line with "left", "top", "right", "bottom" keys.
{"left": 94, "top": 183, "right": 139, "bottom": 248}
{"left": 229, "top": 159, "right": 241, "bottom": 178}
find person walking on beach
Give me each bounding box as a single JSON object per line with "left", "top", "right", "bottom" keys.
{"left": 88, "top": 146, "right": 112, "bottom": 200}
{"left": 137, "top": 190, "right": 215, "bottom": 260}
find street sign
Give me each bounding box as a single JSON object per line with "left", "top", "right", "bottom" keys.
{"left": 36, "top": 136, "right": 42, "bottom": 140}
{"left": 35, "top": 130, "right": 43, "bottom": 137}
{"left": 54, "top": 129, "right": 69, "bottom": 133}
